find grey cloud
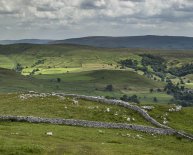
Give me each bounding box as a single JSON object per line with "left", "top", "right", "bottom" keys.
{"left": 121, "top": 0, "right": 145, "bottom": 2}
{"left": 37, "top": 5, "right": 58, "bottom": 12}
{"left": 79, "top": 0, "right": 106, "bottom": 10}
{"left": 1, "top": 0, "right": 193, "bottom": 39}
{"left": 0, "top": 10, "right": 18, "bottom": 14}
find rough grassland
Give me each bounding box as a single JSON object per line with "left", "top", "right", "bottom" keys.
{"left": 0, "top": 93, "right": 192, "bottom": 154}
{"left": 0, "top": 122, "right": 192, "bottom": 155}
{"left": 148, "top": 104, "right": 193, "bottom": 134}
{"left": 0, "top": 93, "right": 152, "bottom": 126}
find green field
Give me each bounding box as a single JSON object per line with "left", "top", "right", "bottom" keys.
{"left": 0, "top": 93, "right": 152, "bottom": 126}
{"left": 0, "top": 68, "right": 165, "bottom": 99}
{"left": 1, "top": 122, "right": 193, "bottom": 155}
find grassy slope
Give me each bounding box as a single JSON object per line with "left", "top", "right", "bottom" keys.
{"left": 0, "top": 44, "right": 139, "bottom": 75}
{"left": 34, "top": 70, "right": 164, "bottom": 96}
{"left": 2, "top": 44, "right": 193, "bottom": 75}
{"left": 148, "top": 104, "right": 193, "bottom": 134}
{"left": 0, "top": 93, "right": 152, "bottom": 126}
{"left": 0, "top": 68, "right": 166, "bottom": 99}
{"left": 0, "top": 93, "right": 193, "bottom": 155}
{"left": 1, "top": 93, "right": 192, "bottom": 134}
{"left": 0, "top": 122, "right": 193, "bottom": 155}
{"left": 0, "top": 68, "right": 42, "bottom": 92}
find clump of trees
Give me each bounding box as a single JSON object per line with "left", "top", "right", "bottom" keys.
{"left": 141, "top": 54, "right": 166, "bottom": 72}
{"left": 164, "top": 80, "right": 193, "bottom": 107}
{"left": 30, "top": 68, "right": 40, "bottom": 75}
{"left": 118, "top": 54, "right": 168, "bottom": 80}
{"left": 119, "top": 59, "right": 138, "bottom": 69}
{"left": 169, "top": 63, "right": 193, "bottom": 77}
{"left": 140, "top": 54, "right": 167, "bottom": 79}
{"left": 31, "top": 59, "right": 45, "bottom": 67}
{"left": 120, "top": 95, "right": 140, "bottom": 104}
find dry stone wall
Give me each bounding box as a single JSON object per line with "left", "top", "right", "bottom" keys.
{"left": 2, "top": 92, "right": 193, "bottom": 140}
{"left": 57, "top": 93, "right": 169, "bottom": 129}
{"left": 0, "top": 115, "right": 176, "bottom": 135}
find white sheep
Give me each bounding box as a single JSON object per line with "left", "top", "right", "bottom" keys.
{"left": 176, "top": 106, "right": 182, "bottom": 111}
{"left": 72, "top": 99, "right": 79, "bottom": 105}
{"left": 46, "top": 132, "right": 53, "bottom": 136}
{"left": 114, "top": 112, "right": 118, "bottom": 116}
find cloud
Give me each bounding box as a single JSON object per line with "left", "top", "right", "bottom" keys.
{"left": 1, "top": 0, "right": 193, "bottom": 39}
{"left": 79, "top": 0, "right": 106, "bottom": 9}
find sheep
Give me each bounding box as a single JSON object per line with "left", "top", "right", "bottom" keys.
{"left": 72, "top": 98, "right": 79, "bottom": 105}
{"left": 46, "top": 132, "right": 53, "bottom": 136}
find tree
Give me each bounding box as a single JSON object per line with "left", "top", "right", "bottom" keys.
{"left": 120, "top": 94, "right": 140, "bottom": 104}
{"left": 150, "top": 88, "right": 154, "bottom": 93}
{"left": 15, "top": 63, "right": 23, "bottom": 72}
{"left": 57, "top": 78, "right": 61, "bottom": 83}
{"left": 180, "top": 79, "right": 184, "bottom": 84}
{"left": 105, "top": 84, "right": 113, "bottom": 91}
{"left": 153, "top": 97, "right": 158, "bottom": 102}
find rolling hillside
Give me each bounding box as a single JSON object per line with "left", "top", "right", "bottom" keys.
{"left": 51, "top": 35, "right": 193, "bottom": 49}
{"left": 0, "top": 44, "right": 193, "bottom": 105}
{"left": 0, "top": 43, "right": 193, "bottom": 155}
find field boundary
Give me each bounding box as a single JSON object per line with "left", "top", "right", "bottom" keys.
{"left": 57, "top": 93, "right": 169, "bottom": 129}
{"left": 0, "top": 115, "right": 176, "bottom": 135}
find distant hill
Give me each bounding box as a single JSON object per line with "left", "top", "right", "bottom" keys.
{"left": 2, "top": 35, "right": 193, "bottom": 50}
{"left": 50, "top": 35, "right": 193, "bottom": 50}
{"left": 0, "top": 39, "right": 52, "bottom": 45}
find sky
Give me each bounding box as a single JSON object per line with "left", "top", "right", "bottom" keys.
{"left": 1, "top": 0, "right": 193, "bottom": 40}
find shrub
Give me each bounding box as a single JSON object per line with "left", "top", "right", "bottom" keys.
{"left": 120, "top": 95, "right": 140, "bottom": 104}
{"left": 105, "top": 84, "right": 113, "bottom": 91}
